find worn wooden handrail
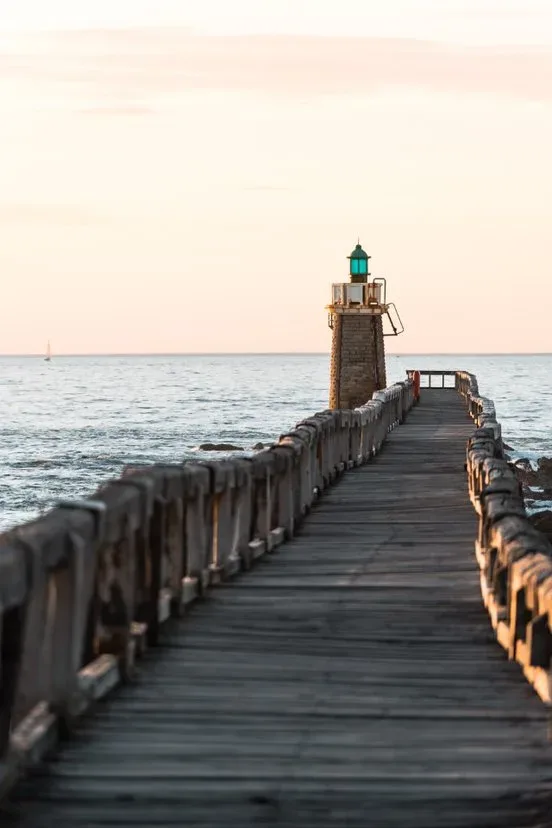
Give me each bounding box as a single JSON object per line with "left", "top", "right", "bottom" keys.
{"left": 457, "top": 370, "right": 552, "bottom": 704}
{"left": 6, "top": 367, "right": 549, "bottom": 796}
{"left": 0, "top": 378, "right": 416, "bottom": 799}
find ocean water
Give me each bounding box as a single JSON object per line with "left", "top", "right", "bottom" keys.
{"left": 1, "top": 353, "right": 551, "bottom": 532}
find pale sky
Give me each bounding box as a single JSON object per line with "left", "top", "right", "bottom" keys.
{"left": 1, "top": 1, "right": 551, "bottom": 354}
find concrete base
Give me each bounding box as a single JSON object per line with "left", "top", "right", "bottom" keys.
{"left": 131, "top": 621, "right": 148, "bottom": 657}
{"left": 181, "top": 576, "right": 199, "bottom": 607}
{"left": 125, "top": 637, "right": 137, "bottom": 681}
{"left": 209, "top": 555, "right": 241, "bottom": 584}
{"left": 268, "top": 527, "right": 285, "bottom": 552}
{"left": 0, "top": 759, "right": 18, "bottom": 801}
{"left": 240, "top": 545, "right": 254, "bottom": 570}
{"left": 248, "top": 539, "right": 266, "bottom": 560}
{"left": 10, "top": 702, "right": 57, "bottom": 767}
{"left": 225, "top": 555, "right": 242, "bottom": 579}
{"left": 200, "top": 568, "right": 211, "bottom": 593}
{"left": 79, "top": 654, "right": 120, "bottom": 702}
{"left": 4, "top": 655, "right": 124, "bottom": 798}
{"left": 158, "top": 589, "right": 172, "bottom": 624}
{"left": 209, "top": 565, "right": 223, "bottom": 585}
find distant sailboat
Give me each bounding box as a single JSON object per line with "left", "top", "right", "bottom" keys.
{"left": 44, "top": 341, "right": 51, "bottom": 362}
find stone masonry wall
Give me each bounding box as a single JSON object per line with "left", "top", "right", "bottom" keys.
{"left": 328, "top": 314, "right": 343, "bottom": 409}
{"left": 329, "top": 313, "right": 386, "bottom": 409}
{"left": 375, "top": 312, "right": 387, "bottom": 390}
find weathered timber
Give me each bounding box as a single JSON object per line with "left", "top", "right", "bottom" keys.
{"left": 0, "top": 382, "right": 414, "bottom": 802}
{"left": 3, "top": 390, "right": 552, "bottom": 828}
{"left": 461, "top": 370, "right": 552, "bottom": 703}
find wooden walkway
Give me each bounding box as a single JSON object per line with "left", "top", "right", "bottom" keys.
{"left": 3, "top": 390, "right": 552, "bottom": 827}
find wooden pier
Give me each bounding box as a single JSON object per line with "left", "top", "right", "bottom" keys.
{"left": 2, "top": 376, "right": 552, "bottom": 826}
{"left": 0, "top": 374, "right": 552, "bottom": 828}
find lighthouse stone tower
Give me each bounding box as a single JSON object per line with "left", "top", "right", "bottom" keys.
{"left": 327, "top": 243, "right": 390, "bottom": 410}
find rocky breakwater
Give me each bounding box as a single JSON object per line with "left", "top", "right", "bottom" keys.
{"left": 510, "top": 453, "right": 552, "bottom": 538}
{"left": 197, "top": 442, "right": 271, "bottom": 452}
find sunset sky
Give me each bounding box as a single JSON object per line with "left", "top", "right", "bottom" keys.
{"left": 1, "top": 1, "right": 551, "bottom": 354}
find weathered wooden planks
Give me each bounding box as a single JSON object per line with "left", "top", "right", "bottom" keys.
{"left": 3, "top": 390, "right": 552, "bottom": 827}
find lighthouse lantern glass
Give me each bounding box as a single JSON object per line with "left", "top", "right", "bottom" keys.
{"left": 351, "top": 258, "right": 367, "bottom": 277}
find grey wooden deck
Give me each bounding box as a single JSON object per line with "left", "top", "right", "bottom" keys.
{"left": 3, "top": 390, "right": 552, "bottom": 827}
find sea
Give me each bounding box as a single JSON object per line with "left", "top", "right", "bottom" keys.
{"left": 1, "top": 353, "right": 551, "bottom": 532}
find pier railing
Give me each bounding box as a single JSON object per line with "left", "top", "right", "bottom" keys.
{"left": 458, "top": 371, "right": 552, "bottom": 703}
{"left": 0, "top": 378, "right": 415, "bottom": 796}
{"left": 4, "top": 365, "right": 552, "bottom": 799}
{"left": 406, "top": 369, "right": 457, "bottom": 389}
{"left": 407, "top": 369, "right": 552, "bottom": 701}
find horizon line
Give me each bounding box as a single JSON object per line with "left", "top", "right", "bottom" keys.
{"left": 2, "top": 351, "right": 552, "bottom": 358}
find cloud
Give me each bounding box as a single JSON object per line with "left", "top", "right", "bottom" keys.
{"left": 243, "top": 185, "right": 294, "bottom": 191}
{"left": 1, "top": 29, "right": 552, "bottom": 104}
{"left": 77, "top": 105, "right": 155, "bottom": 115}
{"left": 0, "top": 204, "right": 107, "bottom": 225}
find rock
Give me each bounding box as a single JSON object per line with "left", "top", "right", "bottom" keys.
{"left": 199, "top": 443, "right": 243, "bottom": 452}
{"left": 513, "top": 458, "right": 534, "bottom": 473}
{"left": 526, "top": 486, "right": 547, "bottom": 500}
{"left": 538, "top": 457, "right": 552, "bottom": 486}
{"left": 529, "top": 509, "right": 552, "bottom": 540}
{"left": 253, "top": 442, "right": 268, "bottom": 451}
{"left": 514, "top": 456, "right": 552, "bottom": 493}
{"left": 512, "top": 458, "right": 539, "bottom": 488}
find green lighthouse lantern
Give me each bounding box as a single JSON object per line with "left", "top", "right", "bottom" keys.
{"left": 348, "top": 242, "right": 370, "bottom": 284}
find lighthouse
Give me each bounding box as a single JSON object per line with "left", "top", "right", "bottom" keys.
{"left": 327, "top": 242, "right": 403, "bottom": 410}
